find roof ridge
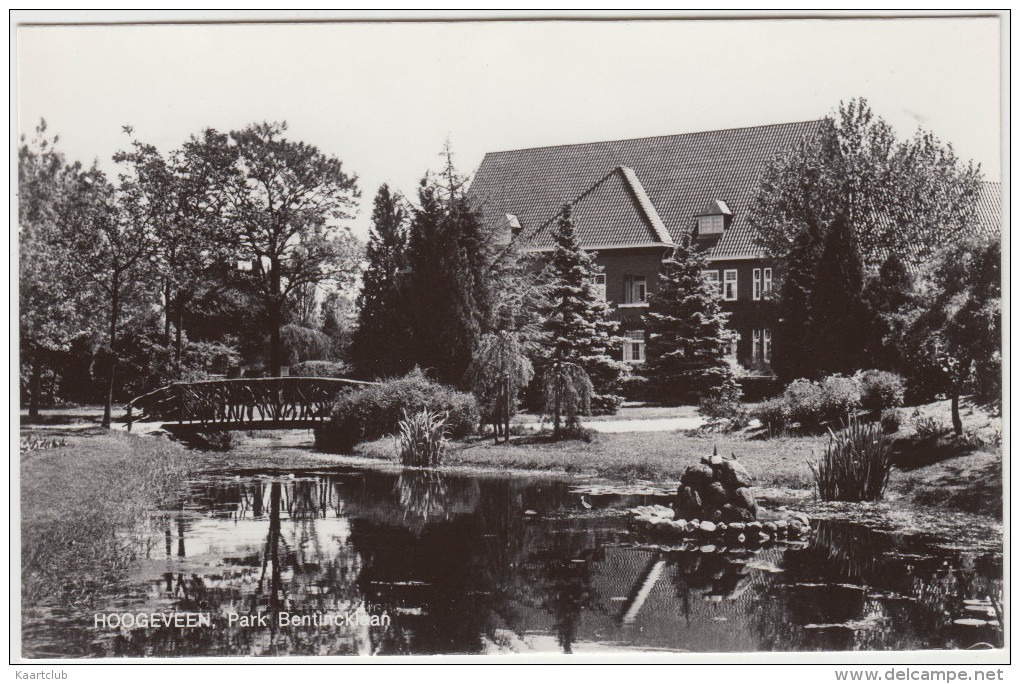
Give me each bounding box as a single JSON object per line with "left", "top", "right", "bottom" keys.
{"left": 618, "top": 166, "right": 674, "bottom": 246}
{"left": 481, "top": 119, "right": 825, "bottom": 157}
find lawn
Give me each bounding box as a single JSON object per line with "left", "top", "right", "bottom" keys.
{"left": 20, "top": 429, "right": 196, "bottom": 609}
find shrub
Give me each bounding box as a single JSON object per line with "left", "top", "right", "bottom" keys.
{"left": 783, "top": 378, "right": 825, "bottom": 431}
{"left": 912, "top": 409, "right": 945, "bottom": 440}
{"left": 755, "top": 397, "right": 788, "bottom": 436}
{"left": 315, "top": 368, "right": 478, "bottom": 452}
{"left": 818, "top": 374, "right": 863, "bottom": 424}
{"left": 880, "top": 407, "right": 901, "bottom": 434}
{"left": 811, "top": 417, "right": 893, "bottom": 501}
{"left": 396, "top": 409, "right": 448, "bottom": 467}
{"left": 699, "top": 395, "right": 749, "bottom": 433}
{"left": 855, "top": 370, "right": 905, "bottom": 413}
{"left": 183, "top": 340, "right": 240, "bottom": 376}
{"left": 290, "top": 360, "right": 350, "bottom": 378}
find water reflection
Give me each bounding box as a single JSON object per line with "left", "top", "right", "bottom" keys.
{"left": 26, "top": 468, "right": 1003, "bottom": 657}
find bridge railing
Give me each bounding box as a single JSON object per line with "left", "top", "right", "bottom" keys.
{"left": 124, "top": 376, "right": 377, "bottom": 430}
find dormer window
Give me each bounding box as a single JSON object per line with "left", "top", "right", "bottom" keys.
{"left": 696, "top": 199, "right": 732, "bottom": 236}
{"left": 698, "top": 215, "right": 724, "bottom": 235}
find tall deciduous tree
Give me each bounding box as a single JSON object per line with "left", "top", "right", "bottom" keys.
{"left": 751, "top": 97, "right": 983, "bottom": 269}
{"left": 18, "top": 121, "right": 98, "bottom": 416}
{"left": 350, "top": 184, "right": 410, "bottom": 379}
{"left": 861, "top": 253, "right": 916, "bottom": 372}
{"left": 404, "top": 151, "right": 493, "bottom": 386}
{"left": 539, "top": 204, "right": 624, "bottom": 414}
{"left": 900, "top": 236, "right": 1001, "bottom": 435}
{"left": 206, "top": 121, "right": 362, "bottom": 376}
{"left": 643, "top": 236, "right": 737, "bottom": 403}
{"left": 58, "top": 165, "right": 156, "bottom": 427}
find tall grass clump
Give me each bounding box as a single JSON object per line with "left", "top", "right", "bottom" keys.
{"left": 810, "top": 416, "right": 893, "bottom": 501}
{"left": 396, "top": 409, "right": 448, "bottom": 467}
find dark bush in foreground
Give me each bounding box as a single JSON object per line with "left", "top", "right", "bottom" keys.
{"left": 811, "top": 417, "right": 892, "bottom": 501}
{"left": 315, "top": 369, "right": 478, "bottom": 452}
{"left": 856, "top": 370, "right": 905, "bottom": 413}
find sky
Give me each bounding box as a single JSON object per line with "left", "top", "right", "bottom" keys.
{"left": 16, "top": 15, "right": 1003, "bottom": 239}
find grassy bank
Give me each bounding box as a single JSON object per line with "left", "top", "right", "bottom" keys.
{"left": 21, "top": 430, "right": 195, "bottom": 609}
{"left": 356, "top": 430, "right": 826, "bottom": 488}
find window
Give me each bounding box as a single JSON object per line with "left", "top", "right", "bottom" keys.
{"left": 763, "top": 268, "right": 773, "bottom": 299}
{"left": 623, "top": 275, "right": 647, "bottom": 305}
{"left": 698, "top": 214, "right": 724, "bottom": 235}
{"left": 622, "top": 330, "right": 646, "bottom": 363}
{"left": 701, "top": 270, "right": 721, "bottom": 297}
{"left": 591, "top": 273, "right": 607, "bottom": 301}
{"left": 723, "top": 269, "right": 738, "bottom": 301}
{"left": 753, "top": 328, "right": 772, "bottom": 363}
{"left": 753, "top": 268, "right": 762, "bottom": 301}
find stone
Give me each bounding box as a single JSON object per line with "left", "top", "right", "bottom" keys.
{"left": 733, "top": 488, "right": 759, "bottom": 518}
{"left": 747, "top": 521, "right": 762, "bottom": 534}
{"left": 720, "top": 459, "right": 754, "bottom": 489}
{"left": 728, "top": 522, "right": 745, "bottom": 534}
{"left": 711, "top": 508, "right": 724, "bottom": 522}
{"left": 699, "top": 521, "right": 717, "bottom": 535}
{"left": 704, "top": 481, "right": 729, "bottom": 507}
{"left": 684, "top": 521, "right": 699, "bottom": 534}
{"left": 673, "top": 518, "right": 687, "bottom": 528}
{"left": 700, "top": 545, "right": 716, "bottom": 554}
{"left": 716, "top": 522, "right": 728, "bottom": 534}
{"left": 763, "top": 521, "right": 777, "bottom": 534}
{"left": 681, "top": 464, "right": 714, "bottom": 488}
{"left": 792, "top": 512, "right": 810, "bottom": 527}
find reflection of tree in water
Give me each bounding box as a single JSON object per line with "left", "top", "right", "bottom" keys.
{"left": 528, "top": 529, "right": 605, "bottom": 653}
{"left": 395, "top": 470, "right": 450, "bottom": 536}
{"left": 749, "top": 520, "right": 1003, "bottom": 651}
{"left": 110, "top": 478, "right": 366, "bottom": 657}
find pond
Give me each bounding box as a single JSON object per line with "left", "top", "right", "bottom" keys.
{"left": 23, "top": 463, "right": 1003, "bottom": 657}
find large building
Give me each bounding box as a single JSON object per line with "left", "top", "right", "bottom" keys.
{"left": 469, "top": 121, "right": 1001, "bottom": 375}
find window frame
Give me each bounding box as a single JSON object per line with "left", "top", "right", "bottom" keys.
{"left": 753, "top": 268, "right": 762, "bottom": 301}
{"left": 622, "top": 274, "right": 648, "bottom": 305}
{"left": 763, "top": 328, "right": 772, "bottom": 363}
{"left": 752, "top": 328, "right": 762, "bottom": 362}
{"left": 622, "top": 330, "right": 646, "bottom": 364}
{"left": 698, "top": 214, "right": 724, "bottom": 235}
{"left": 591, "top": 273, "right": 607, "bottom": 301}
{"left": 763, "top": 267, "right": 773, "bottom": 299}
{"left": 701, "top": 269, "right": 721, "bottom": 297}
{"left": 723, "top": 269, "right": 738, "bottom": 301}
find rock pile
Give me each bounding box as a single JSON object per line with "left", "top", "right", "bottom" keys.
{"left": 676, "top": 448, "right": 759, "bottom": 523}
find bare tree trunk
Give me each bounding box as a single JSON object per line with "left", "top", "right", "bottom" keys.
{"left": 951, "top": 391, "right": 963, "bottom": 436}
{"left": 163, "top": 282, "right": 172, "bottom": 346}
{"left": 29, "top": 343, "right": 43, "bottom": 418}
{"left": 174, "top": 302, "right": 184, "bottom": 375}
{"left": 102, "top": 278, "right": 119, "bottom": 429}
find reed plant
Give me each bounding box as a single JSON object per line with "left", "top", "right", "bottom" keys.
{"left": 396, "top": 409, "right": 449, "bottom": 467}
{"left": 811, "top": 415, "right": 892, "bottom": 501}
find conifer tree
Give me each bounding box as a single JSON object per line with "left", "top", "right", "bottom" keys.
{"left": 539, "top": 204, "right": 624, "bottom": 414}
{"left": 809, "top": 213, "right": 867, "bottom": 374}
{"left": 350, "top": 184, "right": 409, "bottom": 379}
{"left": 643, "top": 235, "right": 737, "bottom": 403}
{"left": 861, "top": 253, "right": 915, "bottom": 372}
{"left": 403, "top": 148, "right": 493, "bottom": 386}
{"left": 771, "top": 226, "right": 822, "bottom": 382}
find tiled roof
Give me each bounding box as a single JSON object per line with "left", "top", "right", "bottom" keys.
{"left": 518, "top": 166, "right": 673, "bottom": 250}
{"left": 974, "top": 181, "right": 1002, "bottom": 239}
{"left": 469, "top": 120, "right": 823, "bottom": 258}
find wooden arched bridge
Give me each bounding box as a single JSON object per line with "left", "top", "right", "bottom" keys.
{"left": 123, "top": 377, "right": 376, "bottom": 433}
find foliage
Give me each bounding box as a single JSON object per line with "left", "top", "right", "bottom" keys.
{"left": 396, "top": 409, "right": 449, "bottom": 467}
{"left": 811, "top": 417, "right": 892, "bottom": 502}
{"left": 194, "top": 121, "right": 362, "bottom": 376}
{"left": 818, "top": 374, "right": 863, "bottom": 424}
{"left": 467, "top": 330, "right": 535, "bottom": 426}
{"left": 880, "top": 408, "right": 901, "bottom": 434}
{"left": 402, "top": 148, "right": 494, "bottom": 387}
{"left": 751, "top": 97, "right": 983, "bottom": 269}
{"left": 289, "top": 360, "right": 349, "bottom": 378}
{"left": 861, "top": 254, "right": 916, "bottom": 371}
{"left": 809, "top": 214, "right": 868, "bottom": 374}
{"left": 911, "top": 409, "right": 945, "bottom": 440}
{"left": 755, "top": 397, "right": 789, "bottom": 436}
{"left": 542, "top": 361, "right": 594, "bottom": 439}
{"left": 782, "top": 378, "right": 826, "bottom": 431}
{"left": 271, "top": 323, "right": 334, "bottom": 365}
{"left": 350, "top": 184, "right": 411, "bottom": 379}
{"left": 899, "top": 236, "right": 1001, "bottom": 435}
{"left": 855, "top": 369, "right": 905, "bottom": 413}
{"left": 644, "top": 236, "right": 738, "bottom": 403}
{"left": 698, "top": 389, "right": 750, "bottom": 432}
{"left": 183, "top": 340, "right": 241, "bottom": 376}
{"left": 317, "top": 368, "right": 478, "bottom": 452}
{"left": 770, "top": 227, "right": 819, "bottom": 382}
{"left": 538, "top": 205, "right": 624, "bottom": 413}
